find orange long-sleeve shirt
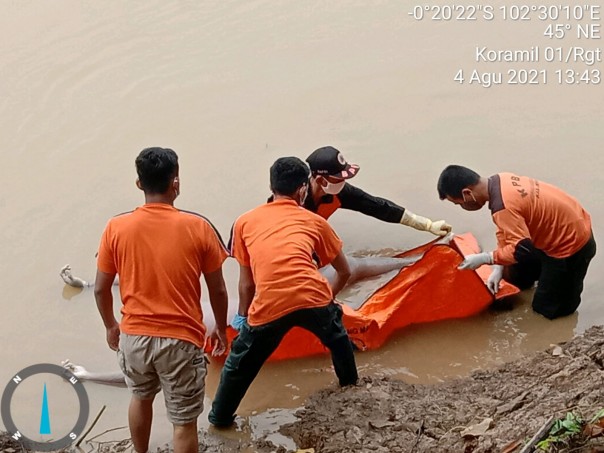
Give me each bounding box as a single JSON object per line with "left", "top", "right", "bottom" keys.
{"left": 489, "top": 173, "right": 591, "bottom": 265}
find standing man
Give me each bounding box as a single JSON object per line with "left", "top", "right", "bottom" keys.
{"left": 437, "top": 164, "right": 596, "bottom": 319}
{"left": 94, "top": 147, "right": 229, "bottom": 453}
{"left": 209, "top": 157, "right": 358, "bottom": 428}
{"left": 305, "top": 146, "right": 452, "bottom": 235}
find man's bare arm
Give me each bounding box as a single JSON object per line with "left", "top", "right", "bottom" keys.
{"left": 93, "top": 270, "right": 119, "bottom": 351}
{"left": 329, "top": 250, "right": 352, "bottom": 297}
{"left": 204, "top": 267, "right": 229, "bottom": 355}
{"left": 205, "top": 268, "right": 229, "bottom": 331}
{"left": 238, "top": 264, "right": 255, "bottom": 316}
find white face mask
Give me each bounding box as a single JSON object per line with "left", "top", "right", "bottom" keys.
{"left": 322, "top": 180, "right": 345, "bottom": 195}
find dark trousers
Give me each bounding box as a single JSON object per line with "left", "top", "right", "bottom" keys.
{"left": 503, "top": 234, "right": 596, "bottom": 319}
{"left": 208, "top": 302, "right": 358, "bottom": 426}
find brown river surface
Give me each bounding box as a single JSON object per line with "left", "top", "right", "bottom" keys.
{"left": 1, "top": 1, "right": 602, "bottom": 450}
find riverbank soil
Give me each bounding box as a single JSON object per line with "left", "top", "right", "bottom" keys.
{"left": 0, "top": 433, "right": 21, "bottom": 452}
{"left": 277, "top": 325, "right": 604, "bottom": 453}
{"left": 3, "top": 325, "right": 604, "bottom": 452}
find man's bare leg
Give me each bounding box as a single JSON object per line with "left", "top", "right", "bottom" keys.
{"left": 173, "top": 421, "right": 198, "bottom": 453}
{"left": 62, "top": 359, "right": 127, "bottom": 386}
{"left": 129, "top": 396, "right": 154, "bottom": 453}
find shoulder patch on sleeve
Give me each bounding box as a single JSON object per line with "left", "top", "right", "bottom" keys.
{"left": 488, "top": 175, "right": 505, "bottom": 214}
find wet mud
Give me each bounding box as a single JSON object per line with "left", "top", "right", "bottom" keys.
{"left": 276, "top": 325, "right": 604, "bottom": 453}
{"left": 3, "top": 325, "right": 604, "bottom": 452}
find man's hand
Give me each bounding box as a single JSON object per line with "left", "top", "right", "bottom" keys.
{"left": 207, "top": 328, "right": 228, "bottom": 357}
{"left": 428, "top": 220, "right": 452, "bottom": 237}
{"left": 106, "top": 323, "right": 120, "bottom": 351}
{"left": 487, "top": 265, "right": 504, "bottom": 294}
{"left": 458, "top": 252, "right": 493, "bottom": 270}
{"left": 401, "top": 210, "right": 451, "bottom": 237}
{"left": 231, "top": 313, "right": 247, "bottom": 331}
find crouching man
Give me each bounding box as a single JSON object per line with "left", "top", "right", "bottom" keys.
{"left": 437, "top": 164, "right": 596, "bottom": 319}
{"left": 209, "top": 157, "right": 358, "bottom": 428}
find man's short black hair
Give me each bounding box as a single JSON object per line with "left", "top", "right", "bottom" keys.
{"left": 270, "top": 157, "right": 310, "bottom": 197}
{"left": 135, "top": 147, "right": 179, "bottom": 194}
{"left": 437, "top": 165, "right": 481, "bottom": 199}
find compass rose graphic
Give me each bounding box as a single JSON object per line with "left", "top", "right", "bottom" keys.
{"left": 1, "top": 363, "right": 89, "bottom": 452}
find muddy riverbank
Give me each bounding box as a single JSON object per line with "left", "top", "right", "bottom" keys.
{"left": 3, "top": 325, "right": 604, "bottom": 452}
{"left": 277, "top": 324, "right": 604, "bottom": 453}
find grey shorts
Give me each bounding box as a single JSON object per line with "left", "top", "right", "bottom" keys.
{"left": 117, "top": 333, "right": 207, "bottom": 425}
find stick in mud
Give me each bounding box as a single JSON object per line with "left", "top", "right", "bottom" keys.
{"left": 519, "top": 415, "right": 556, "bottom": 453}
{"left": 75, "top": 405, "right": 106, "bottom": 447}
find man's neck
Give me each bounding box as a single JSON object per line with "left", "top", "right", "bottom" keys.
{"left": 477, "top": 177, "right": 490, "bottom": 204}
{"left": 272, "top": 194, "right": 296, "bottom": 203}
{"left": 144, "top": 193, "right": 175, "bottom": 205}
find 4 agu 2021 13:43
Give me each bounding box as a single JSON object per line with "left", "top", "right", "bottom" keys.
{"left": 454, "top": 68, "right": 601, "bottom": 87}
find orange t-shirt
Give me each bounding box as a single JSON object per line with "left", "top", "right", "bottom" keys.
{"left": 489, "top": 173, "right": 592, "bottom": 265}
{"left": 230, "top": 198, "right": 343, "bottom": 326}
{"left": 97, "top": 203, "right": 228, "bottom": 348}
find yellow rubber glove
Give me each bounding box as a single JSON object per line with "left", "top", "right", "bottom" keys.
{"left": 400, "top": 210, "right": 452, "bottom": 236}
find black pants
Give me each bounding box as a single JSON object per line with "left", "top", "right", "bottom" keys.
{"left": 503, "top": 234, "right": 596, "bottom": 319}
{"left": 208, "top": 302, "right": 358, "bottom": 426}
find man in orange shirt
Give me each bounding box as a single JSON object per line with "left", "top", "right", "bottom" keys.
{"left": 208, "top": 157, "right": 358, "bottom": 428}
{"left": 305, "top": 146, "right": 451, "bottom": 235}
{"left": 94, "top": 147, "right": 229, "bottom": 453}
{"left": 437, "top": 165, "right": 596, "bottom": 319}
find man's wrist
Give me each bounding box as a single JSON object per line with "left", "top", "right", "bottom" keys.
{"left": 491, "top": 264, "right": 504, "bottom": 274}
{"left": 103, "top": 318, "right": 119, "bottom": 329}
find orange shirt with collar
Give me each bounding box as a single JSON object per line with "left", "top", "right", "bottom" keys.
{"left": 230, "top": 198, "right": 343, "bottom": 326}
{"left": 489, "top": 173, "right": 592, "bottom": 265}
{"left": 97, "top": 203, "right": 229, "bottom": 348}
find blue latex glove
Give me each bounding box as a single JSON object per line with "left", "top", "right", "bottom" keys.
{"left": 231, "top": 313, "right": 247, "bottom": 331}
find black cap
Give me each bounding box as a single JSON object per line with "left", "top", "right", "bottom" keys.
{"left": 305, "top": 146, "right": 360, "bottom": 179}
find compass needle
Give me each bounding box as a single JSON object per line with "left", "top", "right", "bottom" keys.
{"left": 39, "top": 383, "right": 51, "bottom": 435}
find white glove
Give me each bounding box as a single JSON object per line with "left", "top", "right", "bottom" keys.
{"left": 401, "top": 211, "right": 452, "bottom": 237}
{"left": 458, "top": 252, "right": 493, "bottom": 270}
{"left": 428, "top": 219, "right": 453, "bottom": 236}
{"left": 486, "top": 265, "right": 504, "bottom": 294}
